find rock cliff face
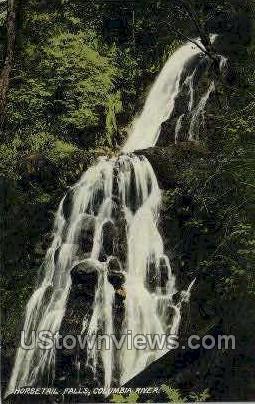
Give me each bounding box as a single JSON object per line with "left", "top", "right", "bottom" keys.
{"left": 134, "top": 143, "right": 209, "bottom": 188}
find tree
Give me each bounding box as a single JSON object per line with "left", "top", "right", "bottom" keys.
{"left": 0, "top": 0, "right": 18, "bottom": 121}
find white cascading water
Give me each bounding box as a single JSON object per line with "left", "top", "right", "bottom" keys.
{"left": 187, "top": 55, "right": 227, "bottom": 141}
{"left": 7, "top": 37, "right": 221, "bottom": 396}
{"left": 175, "top": 49, "right": 227, "bottom": 143}
{"left": 123, "top": 39, "right": 207, "bottom": 152}
{"left": 188, "top": 80, "right": 215, "bottom": 141}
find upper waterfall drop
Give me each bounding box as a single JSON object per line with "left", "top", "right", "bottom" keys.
{"left": 123, "top": 40, "right": 207, "bottom": 152}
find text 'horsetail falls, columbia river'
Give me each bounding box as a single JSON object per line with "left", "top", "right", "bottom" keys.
{"left": 7, "top": 36, "right": 225, "bottom": 396}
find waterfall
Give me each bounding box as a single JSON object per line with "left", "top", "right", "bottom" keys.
{"left": 188, "top": 80, "right": 216, "bottom": 141}
{"left": 7, "top": 37, "right": 223, "bottom": 396}
{"left": 123, "top": 39, "right": 207, "bottom": 152}
{"left": 187, "top": 55, "right": 227, "bottom": 141}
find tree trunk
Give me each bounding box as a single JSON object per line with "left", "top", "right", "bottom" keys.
{"left": 0, "top": 0, "right": 17, "bottom": 120}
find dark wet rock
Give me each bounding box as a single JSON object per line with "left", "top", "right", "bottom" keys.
{"left": 112, "top": 194, "right": 121, "bottom": 208}
{"left": 71, "top": 259, "right": 101, "bottom": 291}
{"left": 102, "top": 220, "right": 116, "bottom": 256}
{"left": 54, "top": 246, "right": 61, "bottom": 265}
{"left": 56, "top": 259, "right": 103, "bottom": 389}
{"left": 135, "top": 143, "right": 209, "bottom": 189}
{"left": 110, "top": 195, "right": 128, "bottom": 266}
{"left": 108, "top": 256, "right": 122, "bottom": 272}
{"left": 146, "top": 260, "right": 158, "bottom": 292}
{"left": 112, "top": 165, "right": 120, "bottom": 200}
{"left": 41, "top": 232, "right": 54, "bottom": 251}
{"left": 108, "top": 270, "right": 125, "bottom": 289}
{"left": 98, "top": 251, "right": 108, "bottom": 262}
{"left": 99, "top": 216, "right": 126, "bottom": 265}
{"left": 112, "top": 286, "right": 126, "bottom": 357}
{"left": 78, "top": 214, "right": 95, "bottom": 254}
{"left": 61, "top": 214, "right": 95, "bottom": 258}
{"left": 113, "top": 208, "right": 128, "bottom": 266}
{"left": 107, "top": 260, "right": 126, "bottom": 300}
{"left": 128, "top": 163, "right": 140, "bottom": 213}
{"left": 92, "top": 186, "right": 105, "bottom": 215}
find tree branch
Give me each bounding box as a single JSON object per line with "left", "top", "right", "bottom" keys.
{"left": 164, "top": 22, "right": 217, "bottom": 61}
{"left": 178, "top": 0, "right": 214, "bottom": 54}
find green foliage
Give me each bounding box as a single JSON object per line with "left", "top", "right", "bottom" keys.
{"left": 110, "top": 385, "right": 210, "bottom": 403}
{"left": 7, "top": 29, "right": 119, "bottom": 139}
{"left": 161, "top": 384, "right": 186, "bottom": 402}
{"left": 106, "top": 91, "right": 123, "bottom": 146}
{"left": 42, "top": 31, "right": 117, "bottom": 130}
{"left": 111, "top": 392, "right": 140, "bottom": 403}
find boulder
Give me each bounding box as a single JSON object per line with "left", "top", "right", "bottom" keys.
{"left": 70, "top": 259, "right": 101, "bottom": 295}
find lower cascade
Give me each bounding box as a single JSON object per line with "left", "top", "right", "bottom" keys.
{"left": 7, "top": 154, "right": 194, "bottom": 393}
{"left": 7, "top": 37, "right": 225, "bottom": 395}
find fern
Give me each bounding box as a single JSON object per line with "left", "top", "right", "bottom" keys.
{"left": 188, "top": 389, "right": 210, "bottom": 402}
{"left": 161, "top": 384, "right": 186, "bottom": 402}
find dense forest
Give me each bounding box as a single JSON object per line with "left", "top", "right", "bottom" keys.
{"left": 1, "top": 0, "right": 255, "bottom": 402}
